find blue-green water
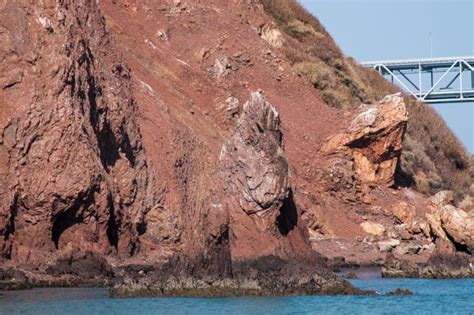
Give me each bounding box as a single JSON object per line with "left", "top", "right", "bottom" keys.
{"left": 1, "top": 278, "right": 473, "bottom": 315}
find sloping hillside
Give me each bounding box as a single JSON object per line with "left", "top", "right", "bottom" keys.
{"left": 260, "top": 0, "right": 472, "bottom": 202}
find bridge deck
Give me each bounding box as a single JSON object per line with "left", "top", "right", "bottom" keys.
{"left": 361, "top": 56, "right": 474, "bottom": 70}
{"left": 361, "top": 56, "right": 474, "bottom": 103}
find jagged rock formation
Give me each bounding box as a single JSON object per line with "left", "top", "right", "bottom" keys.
{"left": 220, "top": 93, "right": 314, "bottom": 262}
{"left": 426, "top": 191, "right": 473, "bottom": 254}
{"left": 322, "top": 93, "right": 408, "bottom": 188}
{"left": 0, "top": 0, "right": 151, "bottom": 264}
{"left": 220, "top": 92, "right": 289, "bottom": 216}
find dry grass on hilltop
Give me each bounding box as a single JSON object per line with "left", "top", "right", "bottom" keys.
{"left": 260, "top": 0, "right": 473, "bottom": 201}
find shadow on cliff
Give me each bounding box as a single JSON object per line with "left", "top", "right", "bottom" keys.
{"left": 276, "top": 189, "right": 297, "bottom": 236}
{"left": 51, "top": 192, "right": 95, "bottom": 249}
{"left": 394, "top": 160, "right": 416, "bottom": 188}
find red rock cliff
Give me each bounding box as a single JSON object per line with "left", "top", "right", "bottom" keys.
{"left": 0, "top": 0, "right": 324, "bottom": 272}
{"left": 0, "top": 1, "right": 152, "bottom": 264}
{"left": 0, "top": 0, "right": 470, "bottom": 286}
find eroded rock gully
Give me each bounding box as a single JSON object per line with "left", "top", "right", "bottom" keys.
{"left": 0, "top": 0, "right": 472, "bottom": 294}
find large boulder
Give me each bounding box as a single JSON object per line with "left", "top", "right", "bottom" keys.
{"left": 393, "top": 242, "right": 422, "bottom": 255}
{"left": 360, "top": 221, "right": 386, "bottom": 236}
{"left": 393, "top": 201, "right": 415, "bottom": 225}
{"left": 220, "top": 92, "right": 289, "bottom": 216}
{"left": 322, "top": 93, "right": 408, "bottom": 187}
{"left": 426, "top": 191, "right": 474, "bottom": 254}
{"left": 378, "top": 239, "right": 400, "bottom": 252}
{"left": 439, "top": 205, "right": 474, "bottom": 253}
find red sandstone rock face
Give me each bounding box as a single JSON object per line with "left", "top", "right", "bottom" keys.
{"left": 322, "top": 93, "right": 408, "bottom": 189}
{"left": 0, "top": 1, "right": 153, "bottom": 264}
{"left": 0, "top": 0, "right": 469, "bottom": 279}
{"left": 0, "top": 0, "right": 319, "bottom": 270}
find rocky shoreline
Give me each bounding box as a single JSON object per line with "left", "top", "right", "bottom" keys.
{"left": 382, "top": 254, "right": 474, "bottom": 279}
{"left": 109, "top": 255, "right": 372, "bottom": 297}
{"left": 2, "top": 252, "right": 471, "bottom": 297}
{"left": 0, "top": 254, "right": 368, "bottom": 296}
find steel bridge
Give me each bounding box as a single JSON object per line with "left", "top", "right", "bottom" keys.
{"left": 361, "top": 56, "right": 474, "bottom": 103}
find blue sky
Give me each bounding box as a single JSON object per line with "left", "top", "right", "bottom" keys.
{"left": 299, "top": 0, "right": 474, "bottom": 153}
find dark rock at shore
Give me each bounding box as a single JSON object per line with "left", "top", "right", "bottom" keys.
{"left": 46, "top": 251, "right": 114, "bottom": 278}
{"left": 0, "top": 251, "right": 115, "bottom": 290}
{"left": 110, "top": 255, "right": 373, "bottom": 297}
{"left": 344, "top": 271, "right": 358, "bottom": 279}
{"left": 385, "top": 288, "right": 413, "bottom": 296}
{"left": 382, "top": 254, "right": 474, "bottom": 279}
{"left": 0, "top": 266, "right": 112, "bottom": 291}
{"left": 0, "top": 268, "right": 29, "bottom": 290}
{"left": 330, "top": 256, "right": 361, "bottom": 272}
{"left": 1, "top": 254, "right": 373, "bottom": 297}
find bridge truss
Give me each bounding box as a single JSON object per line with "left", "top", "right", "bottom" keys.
{"left": 362, "top": 56, "right": 474, "bottom": 103}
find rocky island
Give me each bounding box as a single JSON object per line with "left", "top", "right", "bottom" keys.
{"left": 0, "top": 0, "right": 472, "bottom": 296}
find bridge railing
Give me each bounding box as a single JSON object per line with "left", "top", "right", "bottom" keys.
{"left": 361, "top": 56, "right": 474, "bottom": 103}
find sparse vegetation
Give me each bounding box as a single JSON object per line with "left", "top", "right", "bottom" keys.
{"left": 261, "top": 0, "right": 472, "bottom": 200}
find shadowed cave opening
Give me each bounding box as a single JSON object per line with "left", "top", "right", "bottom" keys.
{"left": 52, "top": 207, "right": 84, "bottom": 250}
{"left": 106, "top": 194, "right": 119, "bottom": 250}
{"left": 3, "top": 195, "right": 18, "bottom": 259}
{"left": 445, "top": 233, "right": 470, "bottom": 254}
{"left": 394, "top": 159, "right": 416, "bottom": 189}
{"left": 52, "top": 193, "right": 120, "bottom": 251}
{"left": 87, "top": 66, "right": 136, "bottom": 170}
{"left": 51, "top": 191, "right": 96, "bottom": 249}
{"left": 276, "top": 189, "right": 298, "bottom": 236}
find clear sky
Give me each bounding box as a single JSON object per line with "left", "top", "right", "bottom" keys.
{"left": 299, "top": 0, "right": 474, "bottom": 153}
